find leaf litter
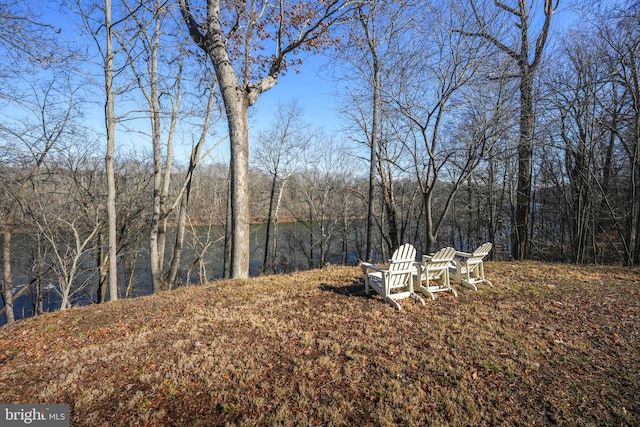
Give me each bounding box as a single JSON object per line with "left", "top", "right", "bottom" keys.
{"left": 0, "top": 261, "right": 638, "bottom": 426}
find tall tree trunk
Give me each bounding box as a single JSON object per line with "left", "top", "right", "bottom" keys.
{"left": 262, "top": 173, "right": 278, "bottom": 274}
{"left": 180, "top": 0, "right": 349, "bottom": 277}
{"left": 149, "top": 110, "right": 164, "bottom": 291}
{"left": 463, "top": 0, "right": 557, "bottom": 260}
{"left": 424, "top": 190, "right": 436, "bottom": 253}
{"left": 227, "top": 97, "right": 251, "bottom": 278}
{"left": 199, "top": 3, "right": 255, "bottom": 279}
{"left": 165, "top": 91, "right": 213, "bottom": 286}
{"left": 271, "top": 179, "right": 287, "bottom": 271}
{"left": 513, "top": 74, "right": 534, "bottom": 260}
{"left": 358, "top": 4, "right": 382, "bottom": 263}
{"left": 366, "top": 61, "right": 380, "bottom": 262}
{"left": 105, "top": 0, "right": 118, "bottom": 301}
{"left": 366, "top": 135, "right": 376, "bottom": 262}
{"left": 2, "top": 229, "right": 14, "bottom": 323}
{"left": 146, "top": 8, "right": 169, "bottom": 293}
{"left": 223, "top": 175, "right": 232, "bottom": 278}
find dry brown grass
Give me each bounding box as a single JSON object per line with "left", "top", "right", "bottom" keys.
{"left": 1, "top": 261, "right": 639, "bottom": 426}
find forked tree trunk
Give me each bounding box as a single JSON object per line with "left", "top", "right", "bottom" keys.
{"left": 179, "top": 0, "right": 347, "bottom": 277}
{"left": 195, "top": 1, "right": 255, "bottom": 279}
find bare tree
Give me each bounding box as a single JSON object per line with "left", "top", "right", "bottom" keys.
{"left": 290, "top": 135, "right": 352, "bottom": 268}
{"left": 459, "top": 0, "right": 559, "bottom": 260}
{"left": 0, "top": 1, "right": 60, "bottom": 84}
{"left": 449, "top": 67, "right": 515, "bottom": 254}
{"left": 254, "top": 100, "right": 308, "bottom": 273}
{"left": 0, "top": 2, "right": 70, "bottom": 323}
{"left": 74, "top": 0, "right": 122, "bottom": 301}
{"left": 31, "top": 197, "right": 101, "bottom": 311}
{"left": 337, "top": 0, "right": 413, "bottom": 257}
{"left": 544, "top": 1, "right": 640, "bottom": 265}
{"left": 121, "top": 0, "right": 176, "bottom": 293}
{"left": 185, "top": 216, "right": 223, "bottom": 284}
{"left": 185, "top": 162, "right": 229, "bottom": 282}
{"left": 164, "top": 92, "right": 222, "bottom": 289}
{"left": 179, "top": 0, "right": 355, "bottom": 278}
{"left": 118, "top": 0, "right": 220, "bottom": 291}
{"left": 114, "top": 156, "right": 153, "bottom": 299}
{"left": 385, "top": 3, "right": 492, "bottom": 253}
{"left": 542, "top": 29, "right": 611, "bottom": 263}
{"left": 104, "top": 0, "right": 119, "bottom": 301}
{"left": 0, "top": 79, "right": 77, "bottom": 322}
{"left": 601, "top": 5, "right": 640, "bottom": 264}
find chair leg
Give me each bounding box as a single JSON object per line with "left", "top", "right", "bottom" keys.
{"left": 444, "top": 270, "right": 457, "bottom": 297}
{"left": 424, "top": 276, "right": 436, "bottom": 300}
{"left": 479, "top": 264, "right": 493, "bottom": 287}
{"left": 385, "top": 297, "right": 402, "bottom": 311}
{"left": 460, "top": 279, "right": 478, "bottom": 291}
{"left": 361, "top": 265, "right": 371, "bottom": 295}
{"left": 411, "top": 292, "right": 426, "bottom": 305}
{"left": 410, "top": 272, "right": 426, "bottom": 305}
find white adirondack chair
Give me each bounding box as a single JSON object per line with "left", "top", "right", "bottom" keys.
{"left": 360, "top": 243, "right": 425, "bottom": 310}
{"left": 415, "top": 246, "right": 458, "bottom": 300}
{"left": 452, "top": 242, "right": 493, "bottom": 291}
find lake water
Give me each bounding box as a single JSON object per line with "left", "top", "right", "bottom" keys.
{"left": 1, "top": 222, "right": 362, "bottom": 325}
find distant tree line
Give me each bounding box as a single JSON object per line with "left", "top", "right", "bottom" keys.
{"left": 1, "top": 0, "right": 639, "bottom": 323}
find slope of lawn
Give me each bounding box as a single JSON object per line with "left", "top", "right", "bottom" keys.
{"left": 0, "top": 261, "right": 638, "bottom": 426}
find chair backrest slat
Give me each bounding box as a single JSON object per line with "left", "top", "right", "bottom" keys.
{"left": 424, "top": 247, "right": 455, "bottom": 278}
{"left": 465, "top": 242, "right": 492, "bottom": 266}
{"left": 473, "top": 242, "right": 492, "bottom": 257}
{"left": 388, "top": 243, "right": 417, "bottom": 287}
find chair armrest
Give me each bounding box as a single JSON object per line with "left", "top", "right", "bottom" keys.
{"left": 360, "top": 262, "right": 385, "bottom": 273}
{"left": 455, "top": 251, "right": 472, "bottom": 258}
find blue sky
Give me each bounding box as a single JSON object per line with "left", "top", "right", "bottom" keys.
{"left": 30, "top": 2, "right": 348, "bottom": 165}
{"left": 250, "top": 54, "right": 345, "bottom": 135}
{"left": 203, "top": 53, "right": 348, "bottom": 165}
{"left": 32, "top": 0, "right": 602, "bottom": 165}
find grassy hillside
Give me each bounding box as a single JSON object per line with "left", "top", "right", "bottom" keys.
{"left": 1, "top": 262, "right": 639, "bottom": 426}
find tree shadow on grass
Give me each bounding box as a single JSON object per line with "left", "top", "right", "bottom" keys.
{"left": 318, "top": 278, "right": 371, "bottom": 300}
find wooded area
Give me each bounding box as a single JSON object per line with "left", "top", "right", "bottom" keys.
{"left": 1, "top": 0, "right": 639, "bottom": 324}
